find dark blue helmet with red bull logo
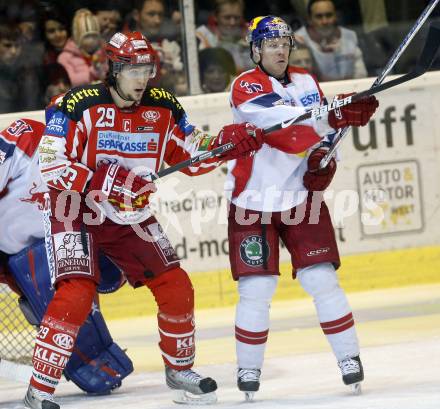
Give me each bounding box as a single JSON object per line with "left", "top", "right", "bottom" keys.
{"left": 247, "top": 16, "right": 296, "bottom": 63}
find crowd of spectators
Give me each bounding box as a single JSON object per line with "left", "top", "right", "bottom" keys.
{"left": 0, "top": 0, "right": 438, "bottom": 113}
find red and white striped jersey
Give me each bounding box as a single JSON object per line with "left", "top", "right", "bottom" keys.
{"left": 0, "top": 119, "right": 47, "bottom": 254}
{"left": 39, "top": 84, "right": 222, "bottom": 224}
{"left": 228, "top": 65, "right": 336, "bottom": 212}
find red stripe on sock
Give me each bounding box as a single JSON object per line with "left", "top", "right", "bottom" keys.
{"left": 235, "top": 326, "right": 269, "bottom": 338}
{"left": 322, "top": 318, "right": 355, "bottom": 334}
{"left": 320, "top": 313, "right": 353, "bottom": 329}
{"left": 236, "top": 333, "right": 268, "bottom": 345}
{"left": 30, "top": 379, "right": 56, "bottom": 394}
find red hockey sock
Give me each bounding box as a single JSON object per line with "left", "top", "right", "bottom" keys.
{"left": 30, "top": 278, "right": 96, "bottom": 394}
{"left": 145, "top": 267, "right": 195, "bottom": 370}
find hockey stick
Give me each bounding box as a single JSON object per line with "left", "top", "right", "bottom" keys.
{"left": 153, "top": 142, "right": 234, "bottom": 179}
{"left": 0, "top": 357, "right": 32, "bottom": 383}
{"left": 319, "top": 0, "right": 440, "bottom": 168}
{"left": 153, "top": 21, "right": 440, "bottom": 180}
{"left": 264, "top": 21, "right": 440, "bottom": 133}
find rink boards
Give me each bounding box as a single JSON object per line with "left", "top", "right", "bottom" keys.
{"left": 1, "top": 72, "right": 439, "bottom": 317}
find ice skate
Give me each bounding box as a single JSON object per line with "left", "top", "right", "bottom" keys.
{"left": 338, "top": 355, "right": 364, "bottom": 395}
{"left": 237, "top": 368, "right": 261, "bottom": 402}
{"left": 165, "top": 366, "right": 217, "bottom": 404}
{"left": 23, "top": 385, "right": 60, "bottom": 409}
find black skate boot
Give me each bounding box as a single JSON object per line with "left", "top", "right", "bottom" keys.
{"left": 165, "top": 366, "right": 217, "bottom": 404}
{"left": 237, "top": 368, "right": 261, "bottom": 401}
{"left": 338, "top": 355, "right": 364, "bottom": 395}
{"left": 24, "top": 385, "right": 60, "bottom": 409}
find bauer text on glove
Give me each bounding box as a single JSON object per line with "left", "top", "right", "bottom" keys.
{"left": 328, "top": 93, "right": 379, "bottom": 129}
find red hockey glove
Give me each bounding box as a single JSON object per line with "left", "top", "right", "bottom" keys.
{"left": 88, "top": 164, "right": 156, "bottom": 210}
{"left": 328, "top": 93, "right": 379, "bottom": 129}
{"left": 216, "top": 123, "right": 264, "bottom": 161}
{"left": 303, "top": 146, "right": 337, "bottom": 191}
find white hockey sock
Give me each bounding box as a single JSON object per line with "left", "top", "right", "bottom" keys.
{"left": 235, "top": 275, "right": 278, "bottom": 369}
{"left": 298, "top": 263, "right": 359, "bottom": 361}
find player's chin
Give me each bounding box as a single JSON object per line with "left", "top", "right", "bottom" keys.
{"left": 131, "top": 89, "right": 145, "bottom": 100}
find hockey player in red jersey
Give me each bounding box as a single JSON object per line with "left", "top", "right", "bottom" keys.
{"left": 0, "top": 118, "right": 133, "bottom": 397}
{"left": 226, "top": 16, "right": 379, "bottom": 400}
{"left": 23, "top": 31, "right": 264, "bottom": 408}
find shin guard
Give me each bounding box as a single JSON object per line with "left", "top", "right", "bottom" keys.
{"left": 30, "top": 315, "right": 79, "bottom": 394}
{"left": 235, "top": 275, "right": 277, "bottom": 369}
{"left": 298, "top": 263, "right": 360, "bottom": 360}
{"left": 145, "top": 267, "right": 195, "bottom": 369}
{"left": 30, "top": 278, "right": 94, "bottom": 394}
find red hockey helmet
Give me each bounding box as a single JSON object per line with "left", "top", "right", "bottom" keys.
{"left": 105, "top": 31, "right": 157, "bottom": 78}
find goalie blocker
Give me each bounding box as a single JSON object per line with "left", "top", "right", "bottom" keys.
{"left": 5, "top": 240, "right": 133, "bottom": 394}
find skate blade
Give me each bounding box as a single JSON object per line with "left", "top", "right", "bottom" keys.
{"left": 244, "top": 391, "right": 255, "bottom": 402}
{"left": 350, "top": 383, "right": 362, "bottom": 395}
{"left": 171, "top": 390, "right": 217, "bottom": 405}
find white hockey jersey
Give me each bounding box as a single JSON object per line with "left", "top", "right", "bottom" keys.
{"left": 228, "top": 65, "right": 336, "bottom": 212}
{"left": 0, "top": 119, "right": 47, "bottom": 254}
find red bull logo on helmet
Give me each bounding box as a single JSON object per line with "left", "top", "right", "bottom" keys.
{"left": 247, "top": 15, "right": 293, "bottom": 44}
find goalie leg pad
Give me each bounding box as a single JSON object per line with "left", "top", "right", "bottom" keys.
{"left": 97, "top": 252, "right": 126, "bottom": 294}
{"left": 8, "top": 240, "right": 133, "bottom": 394}
{"left": 64, "top": 305, "right": 134, "bottom": 395}
{"left": 8, "top": 239, "right": 55, "bottom": 322}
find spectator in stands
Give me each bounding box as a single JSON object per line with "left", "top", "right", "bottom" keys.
{"left": 295, "top": 0, "right": 367, "bottom": 81}
{"left": 131, "top": 0, "right": 180, "bottom": 41}
{"left": 42, "top": 63, "right": 71, "bottom": 104}
{"left": 0, "top": 23, "right": 43, "bottom": 113}
{"left": 289, "top": 42, "right": 317, "bottom": 74}
{"left": 131, "top": 0, "right": 184, "bottom": 86}
{"left": 92, "top": 1, "right": 122, "bottom": 41}
{"left": 196, "top": 0, "right": 253, "bottom": 73}
{"left": 199, "top": 47, "right": 236, "bottom": 93}
{"left": 57, "top": 8, "right": 108, "bottom": 87}
{"left": 173, "top": 72, "right": 189, "bottom": 96}
{"left": 41, "top": 8, "right": 69, "bottom": 66}
{"left": 161, "top": 70, "right": 188, "bottom": 96}
{"left": 17, "top": 5, "right": 40, "bottom": 44}
{"left": 16, "top": 3, "right": 45, "bottom": 70}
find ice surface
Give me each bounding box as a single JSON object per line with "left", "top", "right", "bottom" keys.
{"left": 1, "top": 285, "right": 439, "bottom": 409}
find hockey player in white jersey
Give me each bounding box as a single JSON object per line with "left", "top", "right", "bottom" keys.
{"left": 226, "top": 16, "right": 379, "bottom": 399}
{"left": 0, "top": 119, "right": 48, "bottom": 255}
